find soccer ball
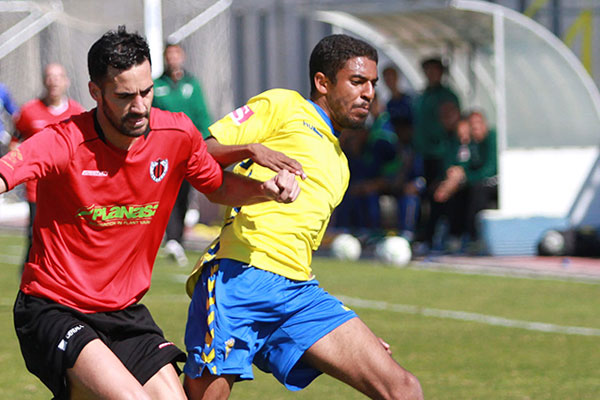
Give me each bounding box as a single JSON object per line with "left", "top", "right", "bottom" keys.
{"left": 331, "top": 233, "right": 361, "bottom": 261}
{"left": 538, "top": 229, "right": 566, "bottom": 256}
{"left": 375, "top": 236, "right": 412, "bottom": 267}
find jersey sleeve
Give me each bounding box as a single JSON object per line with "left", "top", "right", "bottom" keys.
{"left": 185, "top": 120, "right": 223, "bottom": 193}
{"left": 0, "top": 126, "right": 72, "bottom": 191}
{"left": 208, "top": 92, "right": 281, "bottom": 145}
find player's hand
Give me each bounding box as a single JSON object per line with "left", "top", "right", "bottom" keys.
{"left": 378, "top": 337, "right": 392, "bottom": 355}
{"left": 446, "top": 165, "right": 465, "bottom": 182}
{"left": 434, "top": 179, "right": 456, "bottom": 202}
{"left": 249, "top": 143, "right": 307, "bottom": 180}
{"left": 261, "top": 169, "right": 300, "bottom": 203}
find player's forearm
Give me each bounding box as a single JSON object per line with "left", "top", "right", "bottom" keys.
{"left": 205, "top": 137, "right": 256, "bottom": 168}
{"left": 205, "top": 171, "right": 273, "bottom": 207}
{"left": 206, "top": 170, "right": 299, "bottom": 207}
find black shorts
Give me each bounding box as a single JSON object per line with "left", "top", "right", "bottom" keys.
{"left": 13, "top": 291, "right": 186, "bottom": 400}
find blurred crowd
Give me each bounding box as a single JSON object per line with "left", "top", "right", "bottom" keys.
{"left": 334, "top": 57, "right": 498, "bottom": 255}
{"left": 0, "top": 55, "right": 498, "bottom": 257}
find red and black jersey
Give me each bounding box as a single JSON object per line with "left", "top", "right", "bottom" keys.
{"left": 0, "top": 108, "right": 223, "bottom": 313}
{"left": 13, "top": 98, "right": 85, "bottom": 202}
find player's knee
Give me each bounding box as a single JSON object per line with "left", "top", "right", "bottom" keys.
{"left": 390, "top": 370, "right": 423, "bottom": 400}
{"left": 184, "top": 374, "right": 232, "bottom": 400}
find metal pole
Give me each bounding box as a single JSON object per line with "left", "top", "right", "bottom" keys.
{"left": 493, "top": 8, "right": 507, "bottom": 211}
{"left": 551, "top": 0, "right": 561, "bottom": 37}
{"left": 144, "top": 0, "right": 164, "bottom": 79}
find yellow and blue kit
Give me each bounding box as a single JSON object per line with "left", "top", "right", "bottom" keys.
{"left": 184, "top": 89, "right": 357, "bottom": 389}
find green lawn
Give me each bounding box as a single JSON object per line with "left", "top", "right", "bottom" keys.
{"left": 1, "top": 231, "right": 599, "bottom": 399}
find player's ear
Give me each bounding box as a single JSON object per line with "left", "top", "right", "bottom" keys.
{"left": 88, "top": 81, "right": 101, "bottom": 102}
{"left": 313, "top": 72, "right": 329, "bottom": 96}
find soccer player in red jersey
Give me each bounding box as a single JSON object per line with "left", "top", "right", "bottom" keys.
{"left": 0, "top": 26, "right": 300, "bottom": 400}
{"left": 12, "top": 63, "right": 85, "bottom": 270}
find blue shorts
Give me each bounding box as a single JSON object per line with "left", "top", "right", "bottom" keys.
{"left": 184, "top": 258, "right": 357, "bottom": 390}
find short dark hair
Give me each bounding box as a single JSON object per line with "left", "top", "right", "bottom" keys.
{"left": 88, "top": 25, "right": 151, "bottom": 84}
{"left": 164, "top": 42, "right": 182, "bottom": 53}
{"left": 421, "top": 57, "right": 445, "bottom": 71}
{"left": 309, "top": 34, "right": 378, "bottom": 96}
{"left": 382, "top": 64, "right": 398, "bottom": 76}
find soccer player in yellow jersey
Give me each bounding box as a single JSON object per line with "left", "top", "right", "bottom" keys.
{"left": 184, "top": 34, "right": 424, "bottom": 400}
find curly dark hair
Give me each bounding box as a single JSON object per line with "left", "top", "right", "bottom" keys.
{"left": 309, "top": 34, "right": 378, "bottom": 96}
{"left": 88, "top": 25, "right": 151, "bottom": 84}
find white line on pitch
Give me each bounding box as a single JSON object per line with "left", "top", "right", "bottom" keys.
{"left": 0, "top": 254, "right": 22, "bottom": 265}
{"left": 337, "top": 295, "right": 600, "bottom": 337}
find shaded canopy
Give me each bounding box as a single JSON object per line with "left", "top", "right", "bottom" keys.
{"left": 313, "top": 0, "right": 600, "bottom": 150}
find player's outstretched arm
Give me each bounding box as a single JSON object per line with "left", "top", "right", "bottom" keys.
{"left": 205, "top": 169, "right": 300, "bottom": 207}
{"left": 206, "top": 137, "right": 306, "bottom": 179}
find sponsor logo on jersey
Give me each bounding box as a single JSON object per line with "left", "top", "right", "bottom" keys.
{"left": 150, "top": 158, "right": 168, "bottom": 182}
{"left": 181, "top": 83, "right": 194, "bottom": 98}
{"left": 229, "top": 105, "right": 254, "bottom": 125}
{"left": 58, "top": 324, "right": 84, "bottom": 351}
{"left": 0, "top": 148, "right": 23, "bottom": 169}
{"left": 224, "top": 338, "right": 235, "bottom": 360}
{"left": 76, "top": 202, "right": 159, "bottom": 227}
{"left": 154, "top": 85, "right": 169, "bottom": 97}
{"left": 82, "top": 170, "right": 109, "bottom": 177}
{"left": 303, "top": 121, "right": 323, "bottom": 137}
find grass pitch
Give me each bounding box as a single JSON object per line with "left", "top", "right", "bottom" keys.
{"left": 0, "top": 230, "right": 599, "bottom": 399}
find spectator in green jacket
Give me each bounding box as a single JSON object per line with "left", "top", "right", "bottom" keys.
{"left": 153, "top": 43, "right": 213, "bottom": 266}
{"left": 435, "top": 110, "right": 497, "bottom": 251}
{"left": 153, "top": 43, "right": 212, "bottom": 136}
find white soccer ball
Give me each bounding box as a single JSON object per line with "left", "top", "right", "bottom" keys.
{"left": 538, "top": 229, "right": 566, "bottom": 256}
{"left": 331, "top": 233, "right": 362, "bottom": 261}
{"left": 375, "top": 236, "right": 412, "bottom": 267}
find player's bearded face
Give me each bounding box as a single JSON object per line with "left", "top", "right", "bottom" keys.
{"left": 100, "top": 61, "right": 154, "bottom": 138}
{"left": 101, "top": 98, "right": 150, "bottom": 138}
{"left": 327, "top": 57, "right": 378, "bottom": 130}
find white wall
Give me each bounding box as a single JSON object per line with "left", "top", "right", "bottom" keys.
{"left": 499, "top": 147, "right": 599, "bottom": 217}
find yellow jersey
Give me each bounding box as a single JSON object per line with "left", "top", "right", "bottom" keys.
{"left": 187, "top": 89, "right": 349, "bottom": 296}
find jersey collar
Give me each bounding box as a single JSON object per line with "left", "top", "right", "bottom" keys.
{"left": 308, "top": 100, "right": 340, "bottom": 137}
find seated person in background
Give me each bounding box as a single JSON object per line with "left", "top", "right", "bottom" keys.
{"left": 419, "top": 100, "right": 461, "bottom": 251}
{"left": 434, "top": 114, "right": 472, "bottom": 251}
{"left": 435, "top": 110, "right": 497, "bottom": 251}
{"left": 464, "top": 110, "right": 498, "bottom": 246}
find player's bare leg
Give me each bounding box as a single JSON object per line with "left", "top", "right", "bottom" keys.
{"left": 143, "top": 363, "right": 187, "bottom": 399}
{"left": 67, "top": 338, "right": 186, "bottom": 400}
{"left": 302, "top": 317, "right": 424, "bottom": 400}
{"left": 184, "top": 371, "right": 236, "bottom": 400}
{"left": 67, "top": 339, "right": 150, "bottom": 399}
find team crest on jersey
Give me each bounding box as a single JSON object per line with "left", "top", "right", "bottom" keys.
{"left": 150, "top": 158, "right": 168, "bottom": 182}
{"left": 229, "top": 105, "right": 254, "bottom": 125}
